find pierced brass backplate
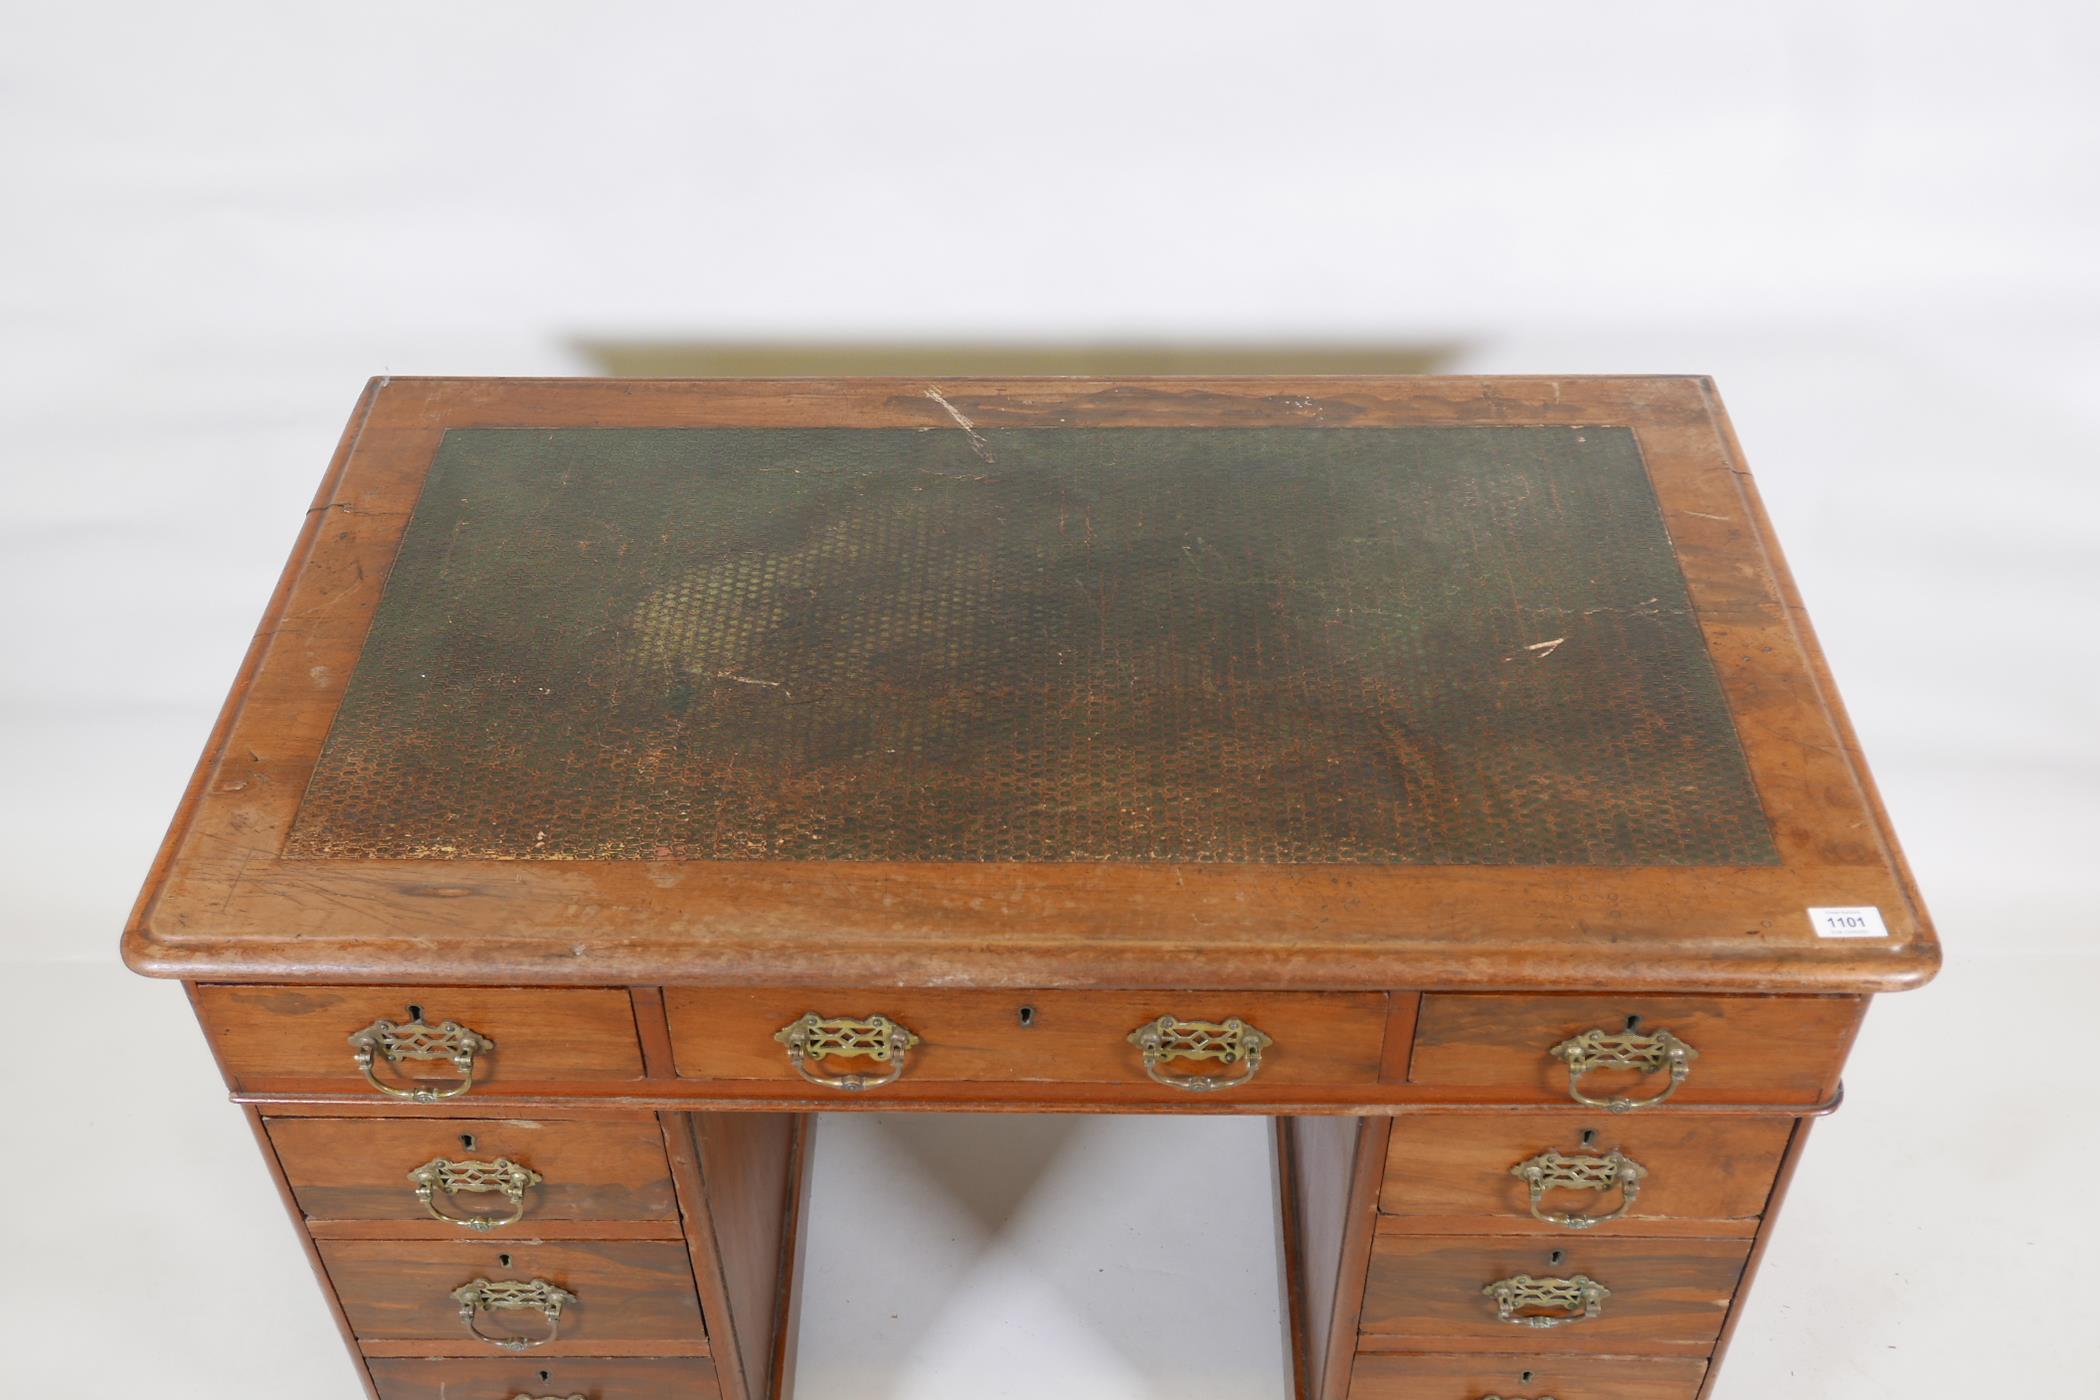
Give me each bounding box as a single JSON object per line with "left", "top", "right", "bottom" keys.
{"left": 1481, "top": 1272, "right": 1610, "bottom": 1328}
{"left": 409, "top": 1156, "right": 543, "bottom": 1231}
{"left": 1127, "top": 1016, "right": 1273, "bottom": 1091}
{"left": 451, "top": 1277, "right": 574, "bottom": 1351}
{"left": 347, "top": 1013, "right": 495, "bottom": 1101}
{"left": 1546, "top": 1027, "right": 1697, "bottom": 1112}
{"left": 1509, "top": 1147, "right": 1647, "bottom": 1229}
{"left": 774, "top": 1012, "right": 921, "bottom": 1091}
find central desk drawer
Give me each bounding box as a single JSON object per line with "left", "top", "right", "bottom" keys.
{"left": 193, "top": 985, "right": 649, "bottom": 1097}
{"left": 665, "top": 988, "right": 1388, "bottom": 1093}
{"left": 1358, "top": 1231, "right": 1751, "bottom": 1354}
{"left": 317, "top": 1238, "right": 706, "bottom": 1353}
{"left": 366, "top": 1357, "right": 721, "bottom": 1399}
{"left": 267, "top": 1116, "right": 679, "bottom": 1231}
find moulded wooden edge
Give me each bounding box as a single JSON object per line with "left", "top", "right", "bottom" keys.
{"left": 227, "top": 1088, "right": 1852, "bottom": 1117}
{"left": 121, "top": 375, "right": 1941, "bottom": 998}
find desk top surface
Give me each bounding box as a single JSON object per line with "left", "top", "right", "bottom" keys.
{"left": 125, "top": 377, "right": 1936, "bottom": 992}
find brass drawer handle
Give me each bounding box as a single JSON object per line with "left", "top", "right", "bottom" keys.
{"left": 1128, "top": 1016, "right": 1273, "bottom": 1092}
{"left": 1510, "top": 1148, "right": 1647, "bottom": 1229}
{"left": 451, "top": 1277, "right": 573, "bottom": 1351}
{"left": 1481, "top": 1272, "right": 1610, "bottom": 1328}
{"left": 348, "top": 1014, "right": 494, "bottom": 1101}
{"left": 409, "top": 1156, "right": 543, "bottom": 1232}
{"left": 1547, "top": 1027, "right": 1697, "bottom": 1112}
{"left": 774, "top": 1013, "right": 921, "bottom": 1091}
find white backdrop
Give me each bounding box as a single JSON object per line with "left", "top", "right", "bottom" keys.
{"left": 3, "top": 3, "right": 2095, "bottom": 1396}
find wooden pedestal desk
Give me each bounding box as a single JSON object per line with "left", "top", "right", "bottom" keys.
{"left": 124, "top": 376, "right": 1937, "bottom": 1400}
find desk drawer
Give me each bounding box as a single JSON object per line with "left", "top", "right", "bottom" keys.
{"left": 367, "top": 1356, "right": 720, "bottom": 1399}
{"left": 194, "top": 985, "right": 648, "bottom": 1097}
{"left": 1408, "top": 994, "right": 1859, "bottom": 1107}
{"left": 318, "top": 1238, "right": 705, "bottom": 1354}
{"left": 1348, "top": 1354, "right": 1706, "bottom": 1400}
{"left": 666, "top": 988, "right": 1387, "bottom": 1094}
{"left": 1380, "top": 1112, "right": 1794, "bottom": 1236}
{"left": 1358, "top": 1231, "right": 1750, "bottom": 1354}
{"left": 267, "top": 1116, "right": 678, "bottom": 1231}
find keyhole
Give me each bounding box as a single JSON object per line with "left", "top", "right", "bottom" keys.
{"left": 1520, "top": 1372, "right": 1535, "bottom": 1384}
{"left": 1580, "top": 1129, "right": 1597, "bottom": 1148}
{"left": 1549, "top": 1250, "right": 1564, "bottom": 1266}
{"left": 498, "top": 1253, "right": 511, "bottom": 1268}
{"left": 538, "top": 1371, "right": 551, "bottom": 1383}
{"left": 407, "top": 1003, "right": 424, "bottom": 1022}
{"left": 1624, "top": 1013, "right": 1642, "bottom": 1032}
{"left": 460, "top": 1133, "right": 477, "bottom": 1152}
{"left": 1018, "top": 1005, "right": 1036, "bottom": 1028}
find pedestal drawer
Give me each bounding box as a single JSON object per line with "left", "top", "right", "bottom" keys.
{"left": 1380, "top": 1112, "right": 1794, "bottom": 1236}
{"left": 267, "top": 1116, "right": 679, "bottom": 1232}
{"left": 194, "top": 985, "right": 649, "bottom": 1097}
{"left": 1349, "top": 1354, "right": 1706, "bottom": 1400}
{"left": 1407, "top": 994, "right": 1860, "bottom": 1107}
{"left": 666, "top": 987, "right": 1387, "bottom": 1094}
{"left": 1358, "top": 1232, "right": 1751, "bottom": 1355}
{"left": 366, "top": 1356, "right": 721, "bottom": 1399}
{"left": 317, "top": 1238, "right": 706, "bottom": 1355}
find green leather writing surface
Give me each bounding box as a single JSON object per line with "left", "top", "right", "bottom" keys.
{"left": 288, "top": 426, "right": 1774, "bottom": 865}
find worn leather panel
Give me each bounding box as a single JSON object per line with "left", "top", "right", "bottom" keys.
{"left": 286, "top": 426, "right": 1774, "bottom": 865}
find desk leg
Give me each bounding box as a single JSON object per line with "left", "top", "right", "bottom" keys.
{"left": 664, "top": 1111, "right": 810, "bottom": 1400}
{"left": 1278, "top": 1115, "right": 1391, "bottom": 1400}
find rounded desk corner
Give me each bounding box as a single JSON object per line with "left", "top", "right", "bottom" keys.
{"left": 1879, "top": 935, "right": 1944, "bottom": 993}
{"left": 119, "top": 920, "right": 179, "bottom": 978}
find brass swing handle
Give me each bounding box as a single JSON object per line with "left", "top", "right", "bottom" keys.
{"left": 409, "top": 1156, "right": 543, "bottom": 1231}
{"left": 1128, "top": 1016, "right": 1273, "bottom": 1092}
{"left": 1510, "top": 1148, "right": 1647, "bottom": 1230}
{"left": 452, "top": 1277, "right": 573, "bottom": 1351}
{"left": 1547, "top": 1027, "right": 1697, "bottom": 1112}
{"left": 348, "top": 1015, "right": 494, "bottom": 1101}
{"left": 1481, "top": 1272, "right": 1610, "bottom": 1329}
{"left": 774, "top": 1013, "right": 921, "bottom": 1091}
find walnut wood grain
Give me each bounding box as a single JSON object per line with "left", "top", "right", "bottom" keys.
{"left": 124, "top": 377, "right": 1938, "bottom": 996}
{"left": 265, "top": 1115, "right": 678, "bottom": 1231}
{"left": 1407, "top": 993, "right": 1862, "bottom": 1106}
{"left": 316, "top": 1238, "right": 706, "bottom": 1354}
{"left": 1348, "top": 1353, "right": 1707, "bottom": 1400}
{"left": 666, "top": 988, "right": 1387, "bottom": 1088}
{"left": 365, "top": 1356, "right": 721, "bottom": 1399}
{"left": 193, "top": 984, "right": 648, "bottom": 1096}
{"left": 1379, "top": 1112, "right": 1794, "bottom": 1237}
{"left": 1358, "top": 1231, "right": 1752, "bottom": 1354}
